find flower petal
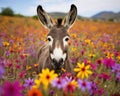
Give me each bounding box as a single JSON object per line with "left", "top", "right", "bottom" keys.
{"left": 74, "top": 68, "right": 80, "bottom": 72}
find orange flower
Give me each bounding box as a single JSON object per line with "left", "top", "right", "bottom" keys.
{"left": 28, "top": 88, "right": 43, "bottom": 96}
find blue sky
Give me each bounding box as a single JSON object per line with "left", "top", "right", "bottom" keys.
{"left": 0, "top": 0, "right": 120, "bottom": 17}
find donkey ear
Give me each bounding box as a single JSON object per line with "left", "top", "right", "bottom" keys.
{"left": 63, "top": 4, "right": 77, "bottom": 29}
{"left": 37, "top": 5, "right": 54, "bottom": 29}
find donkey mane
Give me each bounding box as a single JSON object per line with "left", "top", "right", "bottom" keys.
{"left": 57, "top": 18, "right": 62, "bottom": 26}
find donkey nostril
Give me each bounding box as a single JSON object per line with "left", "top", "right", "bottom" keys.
{"left": 59, "top": 58, "right": 63, "bottom": 64}
{"left": 52, "top": 58, "right": 56, "bottom": 64}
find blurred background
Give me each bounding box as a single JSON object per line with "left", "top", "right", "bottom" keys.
{"left": 0, "top": 0, "right": 120, "bottom": 21}
{"left": 0, "top": 0, "right": 120, "bottom": 95}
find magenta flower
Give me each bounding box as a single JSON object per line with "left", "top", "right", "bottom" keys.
{"left": 93, "top": 87, "right": 104, "bottom": 96}
{"left": 19, "top": 71, "right": 26, "bottom": 79}
{"left": 62, "top": 76, "right": 77, "bottom": 93}
{"left": 78, "top": 79, "right": 91, "bottom": 92}
{"left": 0, "top": 85, "right": 2, "bottom": 96}
{"left": 96, "top": 58, "right": 102, "bottom": 65}
{"left": 99, "top": 73, "right": 110, "bottom": 80}
{"left": 90, "top": 63, "right": 97, "bottom": 70}
{"left": 23, "top": 78, "right": 34, "bottom": 89}
{"left": 2, "top": 81, "right": 23, "bottom": 96}
{"left": 51, "top": 78, "right": 67, "bottom": 89}
{"left": 102, "top": 58, "right": 115, "bottom": 68}
{"left": 64, "top": 81, "right": 76, "bottom": 93}
{"left": 61, "top": 72, "right": 72, "bottom": 79}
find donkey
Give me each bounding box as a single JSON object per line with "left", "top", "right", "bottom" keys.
{"left": 37, "top": 4, "right": 77, "bottom": 74}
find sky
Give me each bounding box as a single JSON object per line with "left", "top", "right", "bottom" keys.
{"left": 0, "top": 0, "right": 120, "bottom": 17}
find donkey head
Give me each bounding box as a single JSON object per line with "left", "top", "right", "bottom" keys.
{"left": 37, "top": 4, "right": 77, "bottom": 71}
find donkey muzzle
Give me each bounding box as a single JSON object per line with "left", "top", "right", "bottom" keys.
{"left": 52, "top": 58, "right": 64, "bottom": 70}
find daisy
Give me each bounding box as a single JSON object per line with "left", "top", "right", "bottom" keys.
{"left": 23, "top": 78, "right": 34, "bottom": 89}
{"left": 39, "top": 68, "right": 58, "bottom": 89}
{"left": 74, "top": 62, "right": 92, "bottom": 79}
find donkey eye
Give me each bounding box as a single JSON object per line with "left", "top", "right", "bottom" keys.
{"left": 65, "top": 37, "right": 69, "bottom": 41}
{"left": 64, "top": 36, "right": 70, "bottom": 42}
{"left": 47, "top": 37, "right": 51, "bottom": 41}
{"left": 63, "top": 36, "right": 70, "bottom": 46}
{"left": 47, "top": 36, "right": 53, "bottom": 42}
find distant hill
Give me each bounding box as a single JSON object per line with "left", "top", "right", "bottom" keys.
{"left": 49, "top": 12, "right": 66, "bottom": 18}
{"left": 92, "top": 11, "right": 120, "bottom": 21}
{"left": 49, "top": 12, "right": 85, "bottom": 19}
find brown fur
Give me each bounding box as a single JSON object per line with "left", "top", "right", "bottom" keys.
{"left": 37, "top": 4, "right": 77, "bottom": 74}
{"left": 37, "top": 43, "right": 74, "bottom": 73}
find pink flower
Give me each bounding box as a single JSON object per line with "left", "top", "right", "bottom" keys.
{"left": 19, "top": 71, "right": 26, "bottom": 79}
{"left": 96, "top": 58, "right": 102, "bottom": 65}
{"left": 102, "top": 58, "right": 115, "bottom": 68}
{"left": 2, "top": 81, "right": 23, "bottom": 96}
{"left": 90, "top": 63, "right": 97, "bottom": 70}
{"left": 93, "top": 88, "right": 104, "bottom": 96}
{"left": 99, "top": 73, "right": 110, "bottom": 80}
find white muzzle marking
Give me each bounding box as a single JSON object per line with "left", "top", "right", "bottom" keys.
{"left": 50, "top": 47, "right": 66, "bottom": 61}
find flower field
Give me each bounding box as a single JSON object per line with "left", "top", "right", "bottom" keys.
{"left": 0, "top": 16, "right": 120, "bottom": 96}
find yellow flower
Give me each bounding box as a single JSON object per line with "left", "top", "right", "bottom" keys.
{"left": 85, "top": 39, "right": 91, "bottom": 44}
{"left": 71, "top": 47, "right": 77, "bottom": 52}
{"left": 71, "top": 33, "right": 77, "bottom": 38}
{"left": 106, "top": 52, "right": 114, "bottom": 59}
{"left": 70, "top": 80, "right": 78, "bottom": 87}
{"left": 2, "top": 41, "right": 10, "bottom": 47}
{"left": 74, "top": 62, "right": 92, "bottom": 79}
{"left": 117, "top": 55, "right": 120, "bottom": 61}
{"left": 61, "top": 68, "right": 66, "bottom": 72}
{"left": 26, "top": 66, "right": 32, "bottom": 70}
{"left": 39, "top": 68, "right": 58, "bottom": 89}
{"left": 89, "top": 53, "right": 96, "bottom": 58}
{"left": 32, "top": 79, "right": 41, "bottom": 89}
{"left": 34, "top": 63, "right": 39, "bottom": 67}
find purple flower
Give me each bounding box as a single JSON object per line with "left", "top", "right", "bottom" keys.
{"left": 65, "top": 76, "right": 73, "bottom": 82}
{"left": 23, "top": 78, "right": 34, "bottom": 89}
{"left": 5, "top": 51, "right": 10, "bottom": 57}
{"left": 0, "top": 57, "right": 5, "bottom": 66}
{"left": 2, "top": 81, "right": 23, "bottom": 96}
{"left": 0, "top": 39, "right": 3, "bottom": 47}
{"left": 0, "top": 57, "right": 5, "bottom": 78}
{"left": 70, "top": 57, "right": 78, "bottom": 64}
{"left": 116, "top": 72, "right": 120, "bottom": 81}
{"left": 111, "top": 64, "right": 120, "bottom": 73}
{"left": 51, "top": 78, "right": 67, "bottom": 89}
{"left": 103, "top": 58, "right": 115, "bottom": 68}
{"left": 49, "top": 90, "right": 55, "bottom": 95}
{"left": 0, "top": 65, "right": 5, "bottom": 78}
{"left": 78, "top": 79, "right": 91, "bottom": 92}
{"left": 89, "top": 82, "right": 97, "bottom": 95}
